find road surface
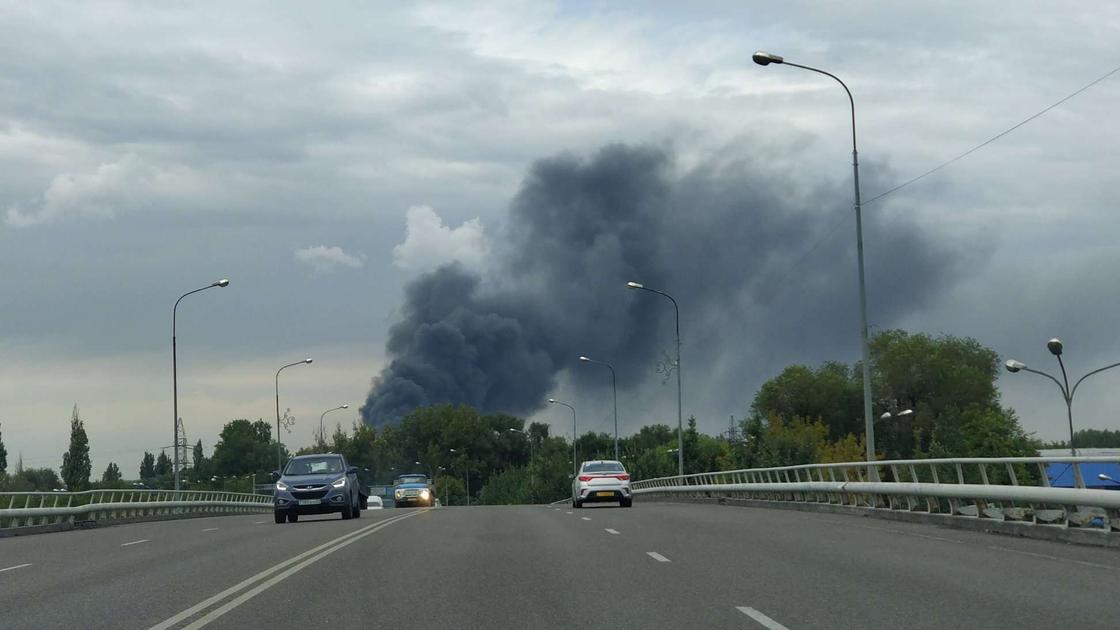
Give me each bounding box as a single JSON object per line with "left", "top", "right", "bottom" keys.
{"left": 1, "top": 502, "right": 1117, "bottom": 629}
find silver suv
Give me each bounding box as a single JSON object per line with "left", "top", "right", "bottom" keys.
{"left": 572, "top": 460, "right": 632, "bottom": 508}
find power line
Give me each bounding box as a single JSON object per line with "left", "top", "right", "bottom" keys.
{"left": 864, "top": 62, "right": 1120, "bottom": 205}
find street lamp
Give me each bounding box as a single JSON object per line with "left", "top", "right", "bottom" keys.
{"left": 1098, "top": 473, "right": 1120, "bottom": 486}
{"left": 1005, "top": 338, "right": 1120, "bottom": 457}
{"left": 878, "top": 409, "right": 913, "bottom": 421}
{"left": 753, "top": 51, "right": 876, "bottom": 471}
{"left": 318, "top": 404, "right": 349, "bottom": 445}
{"left": 549, "top": 398, "right": 578, "bottom": 476}
{"left": 275, "top": 358, "right": 313, "bottom": 471}
{"left": 509, "top": 428, "right": 536, "bottom": 502}
{"left": 627, "top": 281, "right": 684, "bottom": 477}
{"left": 172, "top": 278, "right": 230, "bottom": 491}
{"left": 579, "top": 355, "right": 619, "bottom": 460}
{"left": 449, "top": 448, "right": 469, "bottom": 506}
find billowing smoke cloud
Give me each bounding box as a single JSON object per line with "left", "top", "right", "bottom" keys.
{"left": 361, "top": 143, "right": 978, "bottom": 428}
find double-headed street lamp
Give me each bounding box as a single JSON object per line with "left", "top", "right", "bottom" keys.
{"left": 879, "top": 409, "right": 913, "bottom": 421}
{"left": 275, "top": 358, "right": 313, "bottom": 471}
{"left": 1005, "top": 338, "right": 1120, "bottom": 457}
{"left": 449, "top": 448, "right": 469, "bottom": 506}
{"left": 319, "top": 404, "right": 349, "bottom": 444}
{"left": 549, "top": 398, "right": 577, "bottom": 476}
{"left": 172, "top": 278, "right": 230, "bottom": 491}
{"left": 579, "top": 356, "right": 619, "bottom": 461}
{"left": 753, "top": 51, "right": 876, "bottom": 471}
{"left": 627, "top": 281, "right": 684, "bottom": 477}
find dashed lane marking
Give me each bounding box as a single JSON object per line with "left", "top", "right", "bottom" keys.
{"left": 121, "top": 539, "right": 150, "bottom": 547}
{"left": 737, "top": 606, "right": 790, "bottom": 630}
{"left": 201, "top": 528, "right": 219, "bottom": 532}
{"left": 646, "top": 552, "right": 670, "bottom": 562}
{"left": 0, "top": 563, "right": 32, "bottom": 573}
{"left": 581, "top": 517, "right": 591, "bottom": 521}
{"left": 605, "top": 528, "right": 620, "bottom": 535}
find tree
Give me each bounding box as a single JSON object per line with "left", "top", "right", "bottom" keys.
{"left": 0, "top": 421, "right": 7, "bottom": 476}
{"left": 155, "top": 450, "right": 172, "bottom": 477}
{"left": 139, "top": 451, "right": 156, "bottom": 480}
{"left": 192, "top": 439, "right": 208, "bottom": 480}
{"left": 101, "top": 462, "right": 122, "bottom": 483}
{"left": 210, "top": 419, "right": 280, "bottom": 477}
{"left": 60, "top": 404, "right": 92, "bottom": 490}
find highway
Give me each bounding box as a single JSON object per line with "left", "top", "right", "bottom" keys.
{"left": 1, "top": 502, "right": 1118, "bottom": 629}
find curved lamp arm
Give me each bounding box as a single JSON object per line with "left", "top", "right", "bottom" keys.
{"left": 1070, "top": 362, "right": 1120, "bottom": 399}
{"left": 1020, "top": 366, "right": 1070, "bottom": 402}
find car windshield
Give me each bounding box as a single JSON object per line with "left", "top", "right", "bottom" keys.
{"left": 397, "top": 476, "right": 427, "bottom": 485}
{"left": 583, "top": 462, "right": 625, "bottom": 473}
{"left": 285, "top": 457, "right": 344, "bottom": 475}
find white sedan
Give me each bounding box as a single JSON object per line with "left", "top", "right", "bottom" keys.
{"left": 365, "top": 495, "right": 384, "bottom": 510}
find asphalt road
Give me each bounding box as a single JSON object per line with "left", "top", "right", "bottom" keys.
{"left": 2, "top": 501, "right": 1119, "bottom": 629}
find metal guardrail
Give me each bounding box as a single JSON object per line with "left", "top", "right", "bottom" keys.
{"left": 631, "top": 456, "right": 1120, "bottom": 531}
{"left": 1, "top": 489, "right": 273, "bottom": 531}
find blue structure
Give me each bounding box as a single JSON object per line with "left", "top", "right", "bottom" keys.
{"left": 1045, "top": 462, "right": 1120, "bottom": 489}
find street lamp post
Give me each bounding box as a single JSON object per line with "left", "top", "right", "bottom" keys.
{"left": 1005, "top": 338, "right": 1120, "bottom": 457}
{"left": 172, "top": 278, "right": 229, "bottom": 491}
{"left": 275, "top": 358, "right": 313, "bottom": 471}
{"left": 753, "top": 51, "right": 876, "bottom": 474}
{"left": 509, "top": 428, "right": 535, "bottom": 502}
{"left": 549, "top": 398, "right": 577, "bottom": 476}
{"left": 318, "top": 404, "right": 349, "bottom": 445}
{"left": 627, "top": 281, "right": 684, "bottom": 477}
{"left": 579, "top": 356, "right": 619, "bottom": 461}
{"left": 449, "top": 448, "right": 469, "bottom": 506}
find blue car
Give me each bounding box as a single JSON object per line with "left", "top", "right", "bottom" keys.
{"left": 272, "top": 454, "right": 365, "bottom": 523}
{"left": 393, "top": 473, "right": 435, "bottom": 507}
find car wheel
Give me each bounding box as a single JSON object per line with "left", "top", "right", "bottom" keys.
{"left": 574, "top": 499, "right": 582, "bottom": 509}
{"left": 341, "top": 501, "right": 353, "bottom": 519}
{"left": 274, "top": 511, "right": 285, "bottom": 524}
{"left": 621, "top": 498, "right": 633, "bottom": 508}
{"left": 287, "top": 512, "right": 299, "bottom": 523}
{"left": 353, "top": 496, "right": 361, "bottom": 519}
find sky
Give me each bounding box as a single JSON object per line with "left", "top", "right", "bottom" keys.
{"left": 1, "top": 1, "right": 1118, "bottom": 477}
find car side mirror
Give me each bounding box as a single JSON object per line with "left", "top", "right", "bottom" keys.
{"left": 270, "top": 470, "right": 281, "bottom": 481}
{"left": 347, "top": 466, "right": 358, "bottom": 475}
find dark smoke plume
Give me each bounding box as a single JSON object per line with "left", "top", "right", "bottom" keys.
{"left": 361, "top": 144, "right": 975, "bottom": 428}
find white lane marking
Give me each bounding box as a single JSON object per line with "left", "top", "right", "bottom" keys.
{"left": 121, "top": 539, "right": 150, "bottom": 547}
{"left": 986, "top": 545, "right": 1119, "bottom": 570}
{"left": 737, "top": 606, "right": 790, "bottom": 630}
{"left": 201, "top": 527, "right": 219, "bottom": 532}
{"left": 605, "top": 528, "right": 620, "bottom": 535}
{"left": 149, "top": 510, "right": 422, "bottom": 630}
{"left": 581, "top": 517, "right": 591, "bottom": 521}
{"left": 565, "top": 511, "right": 573, "bottom": 515}
{"left": 0, "top": 563, "right": 32, "bottom": 573}
{"left": 253, "top": 521, "right": 266, "bottom": 525}
{"left": 646, "top": 551, "right": 671, "bottom": 562}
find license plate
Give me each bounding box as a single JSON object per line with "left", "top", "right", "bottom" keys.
{"left": 297, "top": 499, "right": 320, "bottom": 506}
{"left": 596, "top": 491, "right": 614, "bottom": 497}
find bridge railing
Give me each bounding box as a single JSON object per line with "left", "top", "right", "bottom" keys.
{"left": 631, "top": 456, "right": 1120, "bottom": 532}
{"left": 0, "top": 488, "right": 273, "bottom": 531}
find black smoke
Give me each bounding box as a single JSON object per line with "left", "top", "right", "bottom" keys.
{"left": 361, "top": 143, "right": 977, "bottom": 428}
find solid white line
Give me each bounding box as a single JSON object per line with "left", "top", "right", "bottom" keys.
{"left": 201, "top": 528, "right": 219, "bottom": 532}
{"left": 581, "top": 517, "right": 591, "bottom": 521}
{"left": 646, "top": 552, "right": 670, "bottom": 562}
{"left": 121, "top": 539, "right": 150, "bottom": 547}
{"left": 986, "top": 545, "right": 1119, "bottom": 570}
{"left": 737, "top": 606, "right": 790, "bottom": 630}
{"left": 148, "top": 510, "right": 422, "bottom": 630}
{"left": 605, "top": 528, "right": 620, "bottom": 535}
{"left": 0, "top": 563, "right": 32, "bottom": 573}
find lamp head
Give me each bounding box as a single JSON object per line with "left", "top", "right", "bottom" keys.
{"left": 579, "top": 356, "right": 591, "bottom": 362}
{"left": 548, "top": 398, "right": 556, "bottom": 404}
{"left": 214, "top": 278, "right": 230, "bottom": 287}
{"left": 1047, "top": 338, "right": 1063, "bottom": 356}
{"left": 341, "top": 404, "right": 349, "bottom": 409}
{"left": 898, "top": 409, "right": 914, "bottom": 417}
{"left": 752, "top": 51, "right": 784, "bottom": 66}
{"left": 626, "top": 281, "right": 644, "bottom": 289}
{"left": 304, "top": 358, "right": 313, "bottom": 364}
{"left": 879, "top": 412, "right": 891, "bottom": 420}
{"left": 1005, "top": 360, "right": 1026, "bottom": 373}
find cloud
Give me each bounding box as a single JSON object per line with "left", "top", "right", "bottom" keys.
{"left": 294, "top": 245, "right": 364, "bottom": 273}
{"left": 5, "top": 153, "right": 205, "bottom": 227}
{"left": 392, "top": 205, "right": 488, "bottom": 272}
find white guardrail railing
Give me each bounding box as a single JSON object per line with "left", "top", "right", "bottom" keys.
{"left": 0, "top": 489, "right": 273, "bottom": 531}
{"left": 631, "top": 456, "right": 1120, "bottom": 532}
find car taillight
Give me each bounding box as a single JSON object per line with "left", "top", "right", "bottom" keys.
{"left": 578, "top": 475, "right": 593, "bottom": 482}
{"left": 615, "top": 474, "right": 630, "bottom": 481}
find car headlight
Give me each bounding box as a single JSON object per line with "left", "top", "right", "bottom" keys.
{"left": 420, "top": 489, "right": 430, "bottom": 498}
{"left": 395, "top": 489, "right": 403, "bottom": 497}
{"left": 331, "top": 477, "right": 347, "bottom": 488}
{"left": 276, "top": 481, "right": 289, "bottom": 492}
